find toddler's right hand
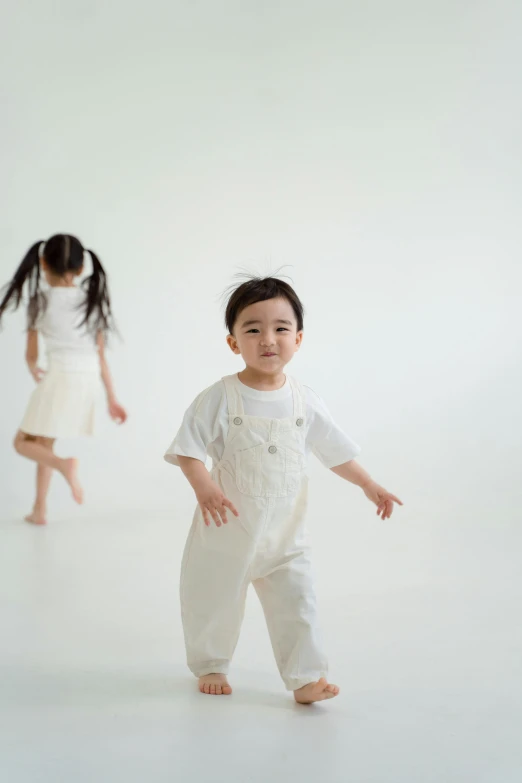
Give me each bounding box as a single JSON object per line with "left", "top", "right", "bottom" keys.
{"left": 194, "top": 479, "right": 239, "bottom": 528}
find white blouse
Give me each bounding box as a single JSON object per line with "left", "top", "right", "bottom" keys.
{"left": 33, "top": 287, "right": 99, "bottom": 370}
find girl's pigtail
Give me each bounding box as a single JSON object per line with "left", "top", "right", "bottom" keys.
{"left": 80, "top": 250, "right": 114, "bottom": 335}
{"left": 0, "top": 241, "right": 43, "bottom": 329}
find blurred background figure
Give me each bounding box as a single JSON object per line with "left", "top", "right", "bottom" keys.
{"left": 0, "top": 233, "right": 127, "bottom": 524}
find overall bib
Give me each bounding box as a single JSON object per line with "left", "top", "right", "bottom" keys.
{"left": 180, "top": 374, "right": 328, "bottom": 690}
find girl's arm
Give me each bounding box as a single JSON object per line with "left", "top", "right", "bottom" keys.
{"left": 25, "top": 329, "right": 45, "bottom": 383}
{"left": 331, "top": 460, "right": 403, "bottom": 520}
{"left": 96, "top": 332, "right": 127, "bottom": 424}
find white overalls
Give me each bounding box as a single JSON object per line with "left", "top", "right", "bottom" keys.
{"left": 180, "top": 374, "right": 328, "bottom": 690}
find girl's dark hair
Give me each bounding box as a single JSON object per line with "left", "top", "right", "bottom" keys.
{"left": 225, "top": 275, "right": 305, "bottom": 334}
{"left": 0, "top": 234, "right": 114, "bottom": 334}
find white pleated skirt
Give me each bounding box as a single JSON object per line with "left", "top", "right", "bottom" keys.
{"left": 20, "top": 361, "right": 101, "bottom": 439}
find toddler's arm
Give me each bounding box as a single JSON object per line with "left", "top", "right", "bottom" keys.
{"left": 178, "top": 456, "right": 239, "bottom": 528}
{"left": 331, "top": 460, "right": 403, "bottom": 520}
{"left": 96, "top": 333, "right": 127, "bottom": 424}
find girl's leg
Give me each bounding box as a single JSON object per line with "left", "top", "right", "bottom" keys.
{"left": 25, "top": 438, "right": 55, "bottom": 525}
{"left": 14, "top": 431, "right": 83, "bottom": 504}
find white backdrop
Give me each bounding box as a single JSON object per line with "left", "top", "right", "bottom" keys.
{"left": 1, "top": 0, "right": 521, "bottom": 599}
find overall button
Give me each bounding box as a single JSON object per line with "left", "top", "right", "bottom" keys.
{"left": 296, "top": 417, "right": 304, "bottom": 427}
{"left": 268, "top": 445, "right": 278, "bottom": 454}
{"left": 233, "top": 417, "right": 242, "bottom": 425}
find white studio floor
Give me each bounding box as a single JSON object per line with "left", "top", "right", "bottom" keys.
{"left": 1, "top": 509, "right": 521, "bottom": 783}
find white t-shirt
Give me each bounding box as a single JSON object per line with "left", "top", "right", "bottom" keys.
{"left": 33, "top": 287, "right": 99, "bottom": 370}
{"left": 164, "top": 376, "right": 361, "bottom": 470}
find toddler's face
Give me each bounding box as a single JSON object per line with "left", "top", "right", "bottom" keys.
{"left": 227, "top": 297, "right": 303, "bottom": 375}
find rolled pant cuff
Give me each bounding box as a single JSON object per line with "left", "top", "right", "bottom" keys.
{"left": 190, "top": 661, "right": 230, "bottom": 678}
{"left": 284, "top": 672, "right": 329, "bottom": 692}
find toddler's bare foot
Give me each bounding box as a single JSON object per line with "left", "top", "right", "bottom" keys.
{"left": 198, "top": 674, "right": 232, "bottom": 696}
{"left": 62, "top": 458, "right": 83, "bottom": 504}
{"left": 24, "top": 512, "right": 47, "bottom": 526}
{"left": 294, "top": 677, "right": 340, "bottom": 704}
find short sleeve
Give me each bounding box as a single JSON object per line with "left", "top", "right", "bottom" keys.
{"left": 305, "top": 386, "right": 361, "bottom": 468}
{"left": 163, "top": 384, "right": 224, "bottom": 467}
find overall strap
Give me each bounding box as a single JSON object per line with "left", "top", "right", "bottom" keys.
{"left": 222, "top": 375, "right": 245, "bottom": 417}
{"left": 289, "top": 376, "right": 306, "bottom": 419}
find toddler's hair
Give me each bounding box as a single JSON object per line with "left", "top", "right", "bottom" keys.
{"left": 0, "top": 234, "right": 114, "bottom": 334}
{"left": 224, "top": 275, "right": 305, "bottom": 334}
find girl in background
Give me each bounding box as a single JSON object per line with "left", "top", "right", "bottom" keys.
{"left": 0, "top": 234, "right": 127, "bottom": 525}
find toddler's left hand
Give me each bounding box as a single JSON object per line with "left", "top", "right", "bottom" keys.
{"left": 108, "top": 399, "right": 128, "bottom": 425}
{"left": 363, "top": 481, "right": 403, "bottom": 520}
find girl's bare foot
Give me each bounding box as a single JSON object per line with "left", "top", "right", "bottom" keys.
{"left": 62, "top": 458, "right": 83, "bottom": 504}
{"left": 24, "top": 512, "right": 47, "bottom": 525}
{"left": 198, "top": 674, "right": 232, "bottom": 695}
{"left": 294, "top": 678, "right": 340, "bottom": 704}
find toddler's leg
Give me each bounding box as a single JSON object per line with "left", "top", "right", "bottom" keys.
{"left": 253, "top": 551, "right": 339, "bottom": 703}
{"left": 14, "top": 431, "right": 83, "bottom": 504}
{"left": 181, "top": 521, "right": 252, "bottom": 695}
